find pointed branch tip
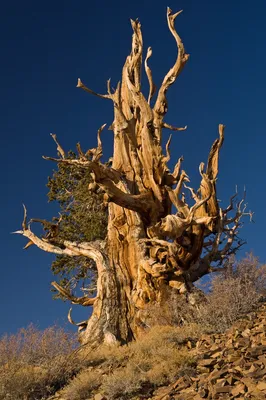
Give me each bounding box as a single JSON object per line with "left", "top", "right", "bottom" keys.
{"left": 50, "top": 133, "right": 65, "bottom": 159}
{"left": 76, "top": 78, "right": 110, "bottom": 99}
{"left": 167, "top": 7, "right": 183, "bottom": 18}
{"left": 76, "top": 78, "right": 83, "bottom": 88}
{"left": 172, "top": 10, "right": 183, "bottom": 20}
{"left": 22, "top": 204, "right": 27, "bottom": 230}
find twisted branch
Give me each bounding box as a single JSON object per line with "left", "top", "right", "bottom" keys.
{"left": 154, "top": 8, "right": 189, "bottom": 118}
{"left": 145, "top": 47, "right": 156, "bottom": 104}
{"left": 52, "top": 281, "right": 96, "bottom": 306}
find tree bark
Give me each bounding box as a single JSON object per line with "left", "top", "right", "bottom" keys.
{"left": 16, "top": 8, "right": 252, "bottom": 346}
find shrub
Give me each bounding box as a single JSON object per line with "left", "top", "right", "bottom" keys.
{"left": 101, "top": 365, "right": 144, "bottom": 400}
{"left": 60, "top": 368, "right": 102, "bottom": 400}
{"left": 2, "top": 254, "right": 265, "bottom": 399}
{"left": 195, "top": 254, "right": 266, "bottom": 332}
{"left": 0, "top": 324, "right": 81, "bottom": 400}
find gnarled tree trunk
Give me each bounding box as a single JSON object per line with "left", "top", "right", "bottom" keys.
{"left": 16, "top": 9, "right": 251, "bottom": 346}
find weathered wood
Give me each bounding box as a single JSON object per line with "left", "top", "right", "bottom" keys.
{"left": 15, "top": 9, "right": 251, "bottom": 345}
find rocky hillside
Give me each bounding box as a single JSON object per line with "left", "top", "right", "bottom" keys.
{"left": 6, "top": 302, "right": 265, "bottom": 400}
{"left": 152, "top": 303, "right": 266, "bottom": 400}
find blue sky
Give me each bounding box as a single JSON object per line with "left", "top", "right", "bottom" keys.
{"left": 1, "top": 0, "right": 266, "bottom": 336}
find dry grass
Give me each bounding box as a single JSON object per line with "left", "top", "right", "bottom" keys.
{"left": 1, "top": 254, "right": 265, "bottom": 399}
{"left": 60, "top": 368, "right": 102, "bottom": 400}
{"left": 62, "top": 324, "right": 197, "bottom": 400}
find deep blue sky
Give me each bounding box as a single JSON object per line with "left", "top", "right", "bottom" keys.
{"left": 1, "top": 0, "right": 266, "bottom": 336}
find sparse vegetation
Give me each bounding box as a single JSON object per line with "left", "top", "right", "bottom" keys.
{"left": 0, "top": 325, "right": 81, "bottom": 400}
{"left": 194, "top": 254, "right": 266, "bottom": 332}
{"left": 60, "top": 368, "right": 102, "bottom": 400}
{"left": 62, "top": 325, "right": 197, "bottom": 400}
{"left": 1, "top": 254, "right": 265, "bottom": 399}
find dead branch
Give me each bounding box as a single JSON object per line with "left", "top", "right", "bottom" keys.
{"left": 76, "top": 142, "right": 86, "bottom": 160}
{"left": 171, "top": 156, "right": 184, "bottom": 180}
{"left": 166, "top": 170, "right": 190, "bottom": 216}
{"left": 44, "top": 139, "right": 156, "bottom": 216}
{"left": 154, "top": 8, "right": 189, "bottom": 119}
{"left": 162, "top": 122, "right": 187, "bottom": 131}
{"left": 76, "top": 78, "right": 111, "bottom": 99}
{"left": 85, "top": 124, "right": 106, "bottom": 162}
{"left": 129, "top": 18, "right": 143, "bottom": 92}
{"left": 206, "top": 124, "right": 224, "bottom": 180}
{"left": 51, "top": 281, "right": 96, "bottom": 306}
{"left": 223, "top": 190, "right": 238, "bottom": 215}
{"left": 202, "top": 188, "right": 252, "bottom": 267}
{"left": 22, "top": 204, "right": 27, "bottom": 231}
{"left": 184, "top": 183, "right": 200, "bottom": 203}
{"left": 50, "top": 133, "right": 65, "bottom": 159}
{"left": 68, "top": 308, "right": 88, "bottom": 332}
{"left": 163, "top": 134, "right": 172, "bottom": 164}
{"left": 145, "top": 47, "right": 156, "bottom": 104}
{"left": 14, "top": 206, "right": 107, "bottom": 267}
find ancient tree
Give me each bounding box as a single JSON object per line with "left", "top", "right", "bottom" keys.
{"left": 15, "top": 9, "right": 251, "bottom": 346}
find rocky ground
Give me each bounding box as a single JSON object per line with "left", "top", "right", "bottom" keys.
{"left": 151, "top": 303, "right": 266, "bottom": 400}
{"left": 50, "top": 303, "right": 266, "bottom": 400}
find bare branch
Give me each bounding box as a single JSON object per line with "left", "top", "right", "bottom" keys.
{"left": 50, "top": 133, "right": 65, "bottom": 159}
{"left": 154, "top": 8, "right": 189, "bottom": 117}
{"left": 172, "top": 156, "right": 184, "bottom": 180}
{"left": 43, "top": 155, "right": 86, "bottom": 164}
{"left": 223, "top": 190, "right": 238, "bottom": 215}
{"left": 145, "top": 47, "right": 156, "bottom": 104}
{"left": 206, "top": 124, "right": 224, "bottom": 180}
{"left": 166, "top": 170, "right": 190, "bottom": 216}
{"left": 202, "top": 187, "right": 252, "bottom": 266}
{"left": 86, "top": 123, "right": 106, "bottom": 162}
{"left": 184, "top": 183, "right": 200, "bottom": 203}
{"left": 44, "top": 146, "right": 156, "bottom": 216}
{"left": 68, "top": 308, "right": 88, "bottom": 332}
{"left": 13, "top": 228, "right": 73, "bottom": 256}
{"left": 129, "top": 18, "right": 143, "bottom": 92}
{"left": 106, "top": 78, "right": 112, "bottom": 96}
{"left": 43, "top": 156, "right": 121, "bottom": 182}
{"left": 125, "top": 65, "right": 153, "bottom": 123}
{"left": 14, "top": 207, "right": 108, "bottom": 269}
{"left": 99, "top": 182, "right": 154, "bottom": 215}
{"left": 76, "top": 78, "right": 111, "bottom": 99}
{"left": 162, "top": 134, "right": 172, "bottom": 165}
{"left": 23, "top": 240, "right": 34, "bottom": 250}
{"left": 19, "top": 205, "right": 34, "bottom": 250}
{"left": 162, "top": 122, "right": 187, "bottom": 131}
{"left": 76, "top": 142, "right": 86, "bottom": 160}
{"left": 51, "top": 281, "right": 96, "bottom": 306}
{"left": 22, "top": 204, "right": 27, "bottom": 231}
{"left": 193, "top": 126, "right": 225, "bottom": 231}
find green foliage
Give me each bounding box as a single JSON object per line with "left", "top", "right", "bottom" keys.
{"left": 47, "top": 151, "right": 108, "bottom": 298}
